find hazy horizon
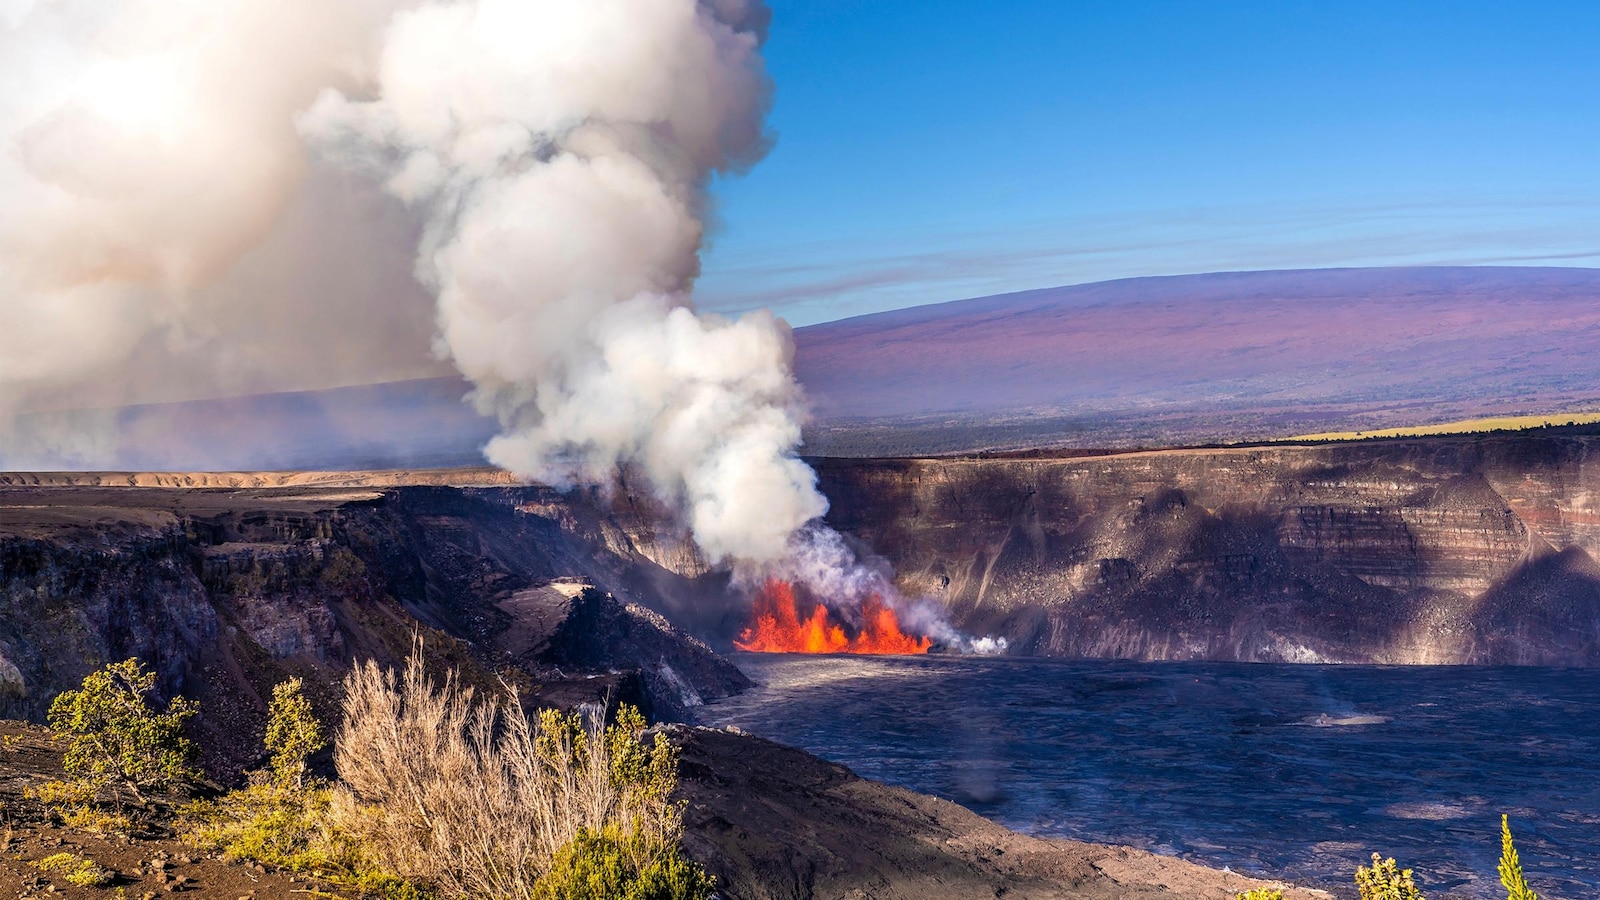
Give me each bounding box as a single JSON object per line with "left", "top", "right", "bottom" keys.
{"left": 6, "top": 264, "right": 1597, "bottom": 469}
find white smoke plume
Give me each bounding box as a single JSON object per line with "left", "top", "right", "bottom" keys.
{"left": 299, "top": 0, "right": 825, "bottom": 565}
{"left": 0, "top": 0, "right": 1002, "bottom": 648}
{"left": 0, "top": 0, "right": 446, "bottom": 464}
{"left": 755, "top": 524, "right": 1006, "bottom": 654}
{"left": 0, "top": 0, "right": 827, "bottom": 567}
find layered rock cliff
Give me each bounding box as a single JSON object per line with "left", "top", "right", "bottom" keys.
{"left": 815, "top": 427, "right": 1600, "bottom": 665}
{"left": 0, "top": 481, "right": 745, "bottom": 773}
{"left": 3, "top": 422, "right": 1600, "bottom": 736}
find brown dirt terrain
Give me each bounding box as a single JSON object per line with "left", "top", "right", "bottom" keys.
{"left": 0, "top": 721, "right": 311, "bottom": 900}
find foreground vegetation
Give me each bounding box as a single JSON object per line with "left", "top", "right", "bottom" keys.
{"left": 34, "top": 655, "right": 713, "bottom": 900}
{"left": 1234, "top": 815, "right": 1545, "bottom": 900}
{"left": 24, "top": 655, "right": 1559, "bottom": 900}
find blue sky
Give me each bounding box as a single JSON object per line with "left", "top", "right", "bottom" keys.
{"left": 696, "top": 1, "right": 1600, "bottom": 325}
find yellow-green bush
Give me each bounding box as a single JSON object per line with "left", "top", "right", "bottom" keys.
{"left": 1236, "top": 889, "right": 1285, "bottom": 900}
{"left": 1355, "top": 853, "right": 1425, "bottom": 900}
{"left": 265, "top": 677, "right": 326, "bottom": 788}
{"left": 1498, "top": 816, "right": 1539, "bottom": 900}
{"left": 183, "top": 779, "right": 335, "bottom": 871}
{"left": 183, "top": 679, "right": 328, "bottom": 867}
{"left": 35, "top": 659, "right": 198, "bottom": 830}
{"left": 30, "top": 777, "right": 133, "bottom": 832}
{"left": 337, "top": 869, "right": 439, "bottom": 900}
{"left": 1350, "top": 817, "right": 1548, "bottom": 900}
{"left": 35, "top": 851, "right": 113, "bottom": 887}
{"left": 532, "top": 826, "right": 716, "bottom": 900}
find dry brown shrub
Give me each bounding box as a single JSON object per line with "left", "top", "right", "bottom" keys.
{"left": 330, "top": 650, "right": 683, "bottom": 899}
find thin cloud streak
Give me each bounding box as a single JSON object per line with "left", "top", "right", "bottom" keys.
{"left": 698, "top": 198, "right": 1600, "bottom": 325}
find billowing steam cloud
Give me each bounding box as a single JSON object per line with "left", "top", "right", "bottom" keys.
{"left": 0, "top": 0, "right": 446, "bottom": 465}
{"left": 0, "top": 0, "right": 825, "bottom": 566}
{"left": 0, "top": 0, "right": 1002, "bottom": 649}
{"left": 761, "top": 524, "right": 1008, "bottom": 655}
{"left": 301, "top": 0, "right": 826, "bottom": 565}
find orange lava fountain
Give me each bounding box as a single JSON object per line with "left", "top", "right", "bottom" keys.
{"left": 734, "top": 580, "right": 932, "bottom": 655}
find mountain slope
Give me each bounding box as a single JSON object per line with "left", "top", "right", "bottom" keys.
{"left": 11, "top": 266, "right": 1600, "bottom": 467}
{"left": 795, "top": 266, "right": 1600, "bottom": 453}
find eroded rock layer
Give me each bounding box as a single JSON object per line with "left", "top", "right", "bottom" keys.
{"left": 2, "top": 423, "right": 1599, "bottom": 741}
{"left": 816, "top": 428, "right": 1600, "bottom": 665}
{"left": 0, "top": 483, "right": 744, "bottom": 773}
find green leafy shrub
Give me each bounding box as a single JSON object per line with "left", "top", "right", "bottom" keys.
{"left": 37, "top": 659, "right": 197, "bottom": 826}
{"left": 1498, "top": 815, "right": 1540, "bottom": 900}
{"left": 180, "top": 677, "right": 439, "bottom": 900}
{"left": 532, "top": 826, "right": 716, "bottom": 900}
{"left": 183, "top": 779, "right": 335, "bottom": 871}
{"left": 184, "top": 679, "right": 335, "bottom": 867}
{"left": 35, "top": 851, "right": 113, "bottom": 886}
{"left": 1236, "top": 889, "right": 1285, "bottom": 900}
{"left": 265, "top": 677, "right": 327, "bottom": 788}
{"left": 1355, "top": 853, "right": 1427, "bottom": 900}
{"left": 183, "top": 677, "right": 324, "bottom": 868}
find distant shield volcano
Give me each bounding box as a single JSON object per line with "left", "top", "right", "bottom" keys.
{"left": 794, "top": 265, "right": 1600, "bottom": 454}
{"left": 17, "top": 266, "right": 1600, "bottom": 469}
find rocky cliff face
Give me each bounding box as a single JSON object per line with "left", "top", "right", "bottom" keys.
{"left": 4, "top": 423, "right": 1600, "bottom": 747}
{"left": 0, "top": 482, "right": 744, "bottom": 774}
{"left": 815, "top": 428, "right": 1600, "bottom": 665}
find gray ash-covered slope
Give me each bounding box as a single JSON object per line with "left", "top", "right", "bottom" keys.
{"left": 0, "top": 479, "right": 744, "bottom": 773}
{"left": 816, "top": 427, "right": 1600, "bottom": 665}
{"left": 796, "top": 266, "right": 1600, "bottom": 454}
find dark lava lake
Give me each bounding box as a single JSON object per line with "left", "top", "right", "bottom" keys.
{"left": 700, "top": 654, "right": 1600, "bottom": 899}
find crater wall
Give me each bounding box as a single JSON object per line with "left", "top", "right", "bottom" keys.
{"left": 0, "top": 482, "right": 743, "bottom": 774}
{"left": 815, "top": 430, "right": 1600, "bottom": 665}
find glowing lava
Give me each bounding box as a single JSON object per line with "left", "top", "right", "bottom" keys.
{"left": 735, "top": 580, "right": 932, "bottom": 655}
